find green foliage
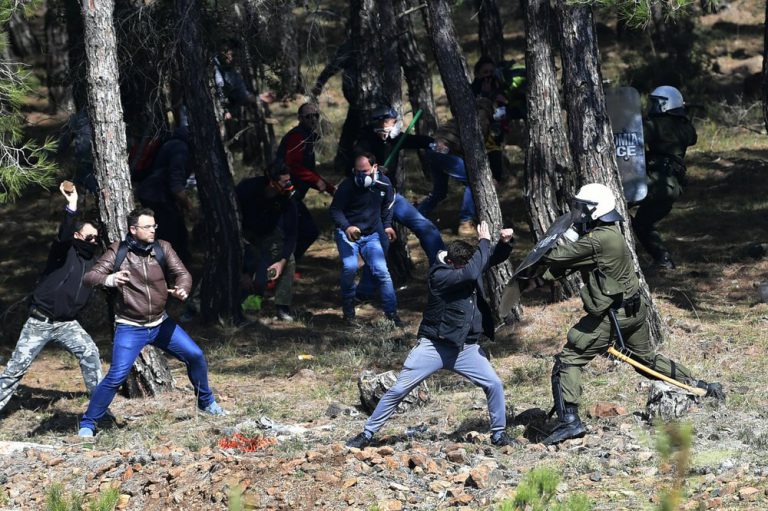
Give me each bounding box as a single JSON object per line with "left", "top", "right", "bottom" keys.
{"left": 0, "top": 1, "right": 58, "bottom": 203}
{"left": 503, "top": 466, "right": 592, "bottom": 511}
{"left": 45, "top": 483, "right": 119, "bottom": 511}
{"left": 654, "top": 422, "right": 694, "bottom": 511}
{"left": 573, "top": 0, "right": 697, "bottom": 29}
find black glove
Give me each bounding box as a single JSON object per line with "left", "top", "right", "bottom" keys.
{"left": 696, "top": 380, "right": 725, "bottom": 400}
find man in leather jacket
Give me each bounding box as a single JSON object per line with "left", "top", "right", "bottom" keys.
{"left": 346, "top": 221, "right": 517, "bottom": 449}
{"left": 78, "top": 207, "right": 226, "bottom": 437}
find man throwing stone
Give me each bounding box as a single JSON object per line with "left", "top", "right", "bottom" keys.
{"left": 346, "top": 221, "right": 517, "bottom": 448}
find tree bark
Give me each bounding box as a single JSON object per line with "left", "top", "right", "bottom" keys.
{"left": 268, "top": 0, "right": 302, "bottom": 96}
{"left": 523, "top": 0, "right": 579, "bottom": 298}
{"left": 396, "top": 0, "right": 438, "bottom": 135}
{"left": 238, "top": 0, "right": 276, "bottom": 166}
{"left": 763, "top": 0, "right": 768, "bottom": 134}
{"left": 427, "top": 0, "right": 514, "bottom": 318}
{"left": 176, "top": 0, "right": 243, "bottom": 323}
{"left": 555, "top": 0, "right": 664, "bottom": 347}
{"left": 82, "top": 0, "right": 173, "bottom": 396}
{"left": 475, "top": 0, "right": 504, "bottom": 63}
{"left": 45, "top": 0, "right": 74, "bottom": 113}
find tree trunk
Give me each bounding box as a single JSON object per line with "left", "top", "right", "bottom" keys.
{"left": 351, "top": 0, "right": 413, "bottom": 284}
{"left": 427, "top": 0, "right": 514, "bottom": 318}
{"left": 66, "top": 0, "right": 88, "bottom": 110}
{"left": 396, "top": 0, "right": 438, "bottom": 179}
{"left": 555, "top": 0, "right": 665, "bottom": 347}
{"left": 7, "top": 10, "right": 39, "bottom": 59}
{"left": 396, "top": 0, "right": 438, "bottom": 135}
{"left": 120, "top": 346, "right": 176, "bottom": 398}
{"left": 45, "top": 0, "right": 74, "bottom": 113}
{"left": 763, "top": 0, "right": 768, "bottom": 134}
{"left": 176, "top": 0, "right": 243, "bottom": 323}
{"left": 523, "top": 0, "right": 579, "bottom": 298}
{"left": 238, "top": 0, "right": 276, "bottom": 166}
{"left": 268, "top": 0, "right": 302, "bottom": 96}
{"left": 81, "top": 0, "right": 173, "bottom": 396}
{"left": 475, "top": 0, "right": 504, "bottom": 63}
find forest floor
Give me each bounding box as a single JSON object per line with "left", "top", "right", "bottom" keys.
{"left": 1, "top": 0, "right": 768, "bottom": 510}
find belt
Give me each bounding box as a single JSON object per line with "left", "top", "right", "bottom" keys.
{"left": 29, "top": 307, "right": 54, "bottom": 324}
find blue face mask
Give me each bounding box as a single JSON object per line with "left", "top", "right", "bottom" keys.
{"left": 354, "top": 169, "right": 377, "bottom": 188}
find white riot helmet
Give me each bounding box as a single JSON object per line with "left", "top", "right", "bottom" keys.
{"left": 648, "top": 86, "right": 685, "bottom": 115}
{"left": 572, "top": 183, "right": 624, "bottom": 224}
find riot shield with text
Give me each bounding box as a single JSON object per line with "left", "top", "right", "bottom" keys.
{"left": 606, "top": 87, "right": 647, "bottom": 203}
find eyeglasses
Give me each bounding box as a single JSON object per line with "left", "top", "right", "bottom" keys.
{"left": 302, "top": 113, "right": 320, "bottom": 119}
{"left": 83, "top": 234, "right": 99, "bottom": 243}
{"left": 135, "top": 224, "right": 158, "bottom": 230}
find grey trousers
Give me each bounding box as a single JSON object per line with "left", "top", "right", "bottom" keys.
{"left": 0, "top": 317, "right": 103, "bottom": 412}
{"left": 363, "top": 337, "right": 506, "bottom": 437}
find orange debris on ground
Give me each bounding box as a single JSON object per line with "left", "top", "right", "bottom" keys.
{"left": 218, "top": 433, "right": 278, "bottom": 452}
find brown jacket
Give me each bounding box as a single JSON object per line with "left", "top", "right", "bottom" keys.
{"left": 84, "top": 239, "right": 192, "bottom": 324}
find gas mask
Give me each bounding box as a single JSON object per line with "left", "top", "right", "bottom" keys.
{"left": 354, "top": 168, "right": 378, "bottom": 188}
{"left": 569, "top": 198, "right": 598, "bottom": 235}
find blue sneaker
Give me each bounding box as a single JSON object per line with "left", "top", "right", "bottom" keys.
{"left": 201, "top": 401, "right": 229, "bottom": 416}
{"left": 78, "top": 427, "right": 94, "bottom": 438}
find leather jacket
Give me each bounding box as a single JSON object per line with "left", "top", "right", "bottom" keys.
{"left": 84, "top": 239, "right": 191, "bottom": 324}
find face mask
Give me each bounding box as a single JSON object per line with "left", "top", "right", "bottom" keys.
{"left": 388, "top": 122, "right": 402, "bottom": 139}
{"left": 493, "top": 106, "right": 506, "bottom": 121}
{"left": 354, "top": 169, "right": 377, "bottom": 188}
{"left": 73, "top": 239, "right": 98, "bottom": 259}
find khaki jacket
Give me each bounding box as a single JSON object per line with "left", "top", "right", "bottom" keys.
{"left": 84, "top": 240, "right": 191, "bottom": 324}
{"left": 541, "top": 224, "right": 638, "bottom": 316}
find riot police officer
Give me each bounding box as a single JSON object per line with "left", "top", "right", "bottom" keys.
{"left": 538, "top": 184, "right": 723, "bottom": 445}
{"left": 632, "top": 86, "right": 697, "bottom": 269}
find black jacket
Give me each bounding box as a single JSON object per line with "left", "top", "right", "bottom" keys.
{"left": 329, "top": 174, "right": 395, "bottom": 235}
{"left": 30, "top": 209, "right": 96, "bottom": 321}
{"left": 417, "top": 239, "right": 513, "bottom": 347}
{"left": 236, "top": 176, "right": 299, "bottom": 260}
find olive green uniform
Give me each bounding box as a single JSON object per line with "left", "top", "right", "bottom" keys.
{"left": 542, "top": 224, "right": 693, "bottom": 406}
{"left": 632, "top": 114, "right": 697, "bottom": 264}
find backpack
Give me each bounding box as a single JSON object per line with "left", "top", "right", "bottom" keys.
{"left": 128, "top": 136, "right": 165, "bottom": 183}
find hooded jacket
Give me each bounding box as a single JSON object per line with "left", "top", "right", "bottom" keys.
{"left": 30, "top": 208, "right": 96, "bottom": 321}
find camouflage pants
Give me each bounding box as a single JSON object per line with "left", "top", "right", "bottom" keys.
{"left": 0, "top": 317, "right": 103, "bottom": 412}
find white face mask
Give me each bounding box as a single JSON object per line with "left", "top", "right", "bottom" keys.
{"left": 388, "top": 121, "right": 402, "bottom": 139}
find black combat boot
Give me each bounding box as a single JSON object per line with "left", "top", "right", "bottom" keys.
{"left": 696, "top": 380, "right": 725, "bottom": 400}
{"left": 542, "top": 406, "right": 587, "bottom": 445}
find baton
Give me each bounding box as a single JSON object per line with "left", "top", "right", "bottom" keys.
{"left": 383, "top": 109, "right": 423, "bottom": 168}
{"left": 606, "top": 308, "right": 706, "bottom": 396}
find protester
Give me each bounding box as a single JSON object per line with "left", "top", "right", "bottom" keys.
{"left": 329, "top": 152, "right": 402, "bottom": 326}
{"left": 632, "top": 86, "right": 698, "bottom": 270}
{"left": 276, "top": 102, "right": 336, "bottom": 261}
{"left": 78, "top": 207, "right": 226, "bottom": 437}
{"left": 57, "top": 110, "right": 97, "bottom": 195}
{"left": 352, "top": 105, "right": 444, "bottom": 300}
{"left": 135, "top": 126, "right": 194, "bottom": 264}
{"left": 236, "top": 162, "right": 299, "bottom": 322}
{"left": 346, "top": 221, "right": 517, "bottom": 448}
{"left": 535, "top": 183, "right": 724, "bottom": 445}
{"left": 418, "top": 98, "right": 498, "bottom": 236}
{"left": 0, "top": 183, "right": 103, "bottom": 414}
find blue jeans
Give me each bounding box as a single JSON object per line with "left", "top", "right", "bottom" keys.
{"left": 357, "top": 194, "right": 445, "bottom": 299}
{"left": 80, "top": 318, "right": 214, "bottom": 431}
{"left": 363, "top": 338, "right": 506, "bottom": 437}
{"left": 418, "top": 149, "right": 476, "bottom": 222}
{"left": 335, "top": 229, "right": 397, "bottom": 315}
